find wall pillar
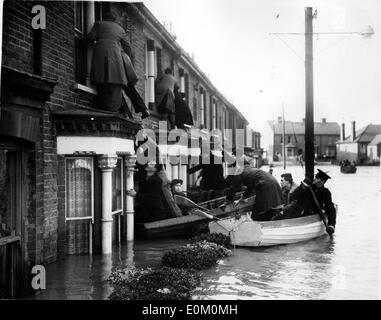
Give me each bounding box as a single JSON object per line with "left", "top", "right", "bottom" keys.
{"left": 124, "top": 154, "right": 137, "bottom": 241}
{"left": 171, "top": 164, "right": 179, "bottom": 180}
{"left": 98, "top": 154, "right": 117, "bottom": 254}
{"left": 86, "top": 1, "right": 95, "bottom": 87}
{"left": 179, "top": 68, "right": 185, "bottom": 93}
{"left": 180, "top": 164, "right": 187, "bottom": 192}
{"left": 200, "top": 88, "right": 205, "bottom": 127}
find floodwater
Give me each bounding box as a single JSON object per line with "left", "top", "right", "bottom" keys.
{"left": 31, "top": 164, "right": 380, "bottom": 300}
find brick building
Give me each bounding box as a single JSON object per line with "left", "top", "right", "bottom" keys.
{"left": 0, "top": 1, "right": 260, "bottom": 297}
{"left": 263, "top": 117, "right": 340, "bottom": 162}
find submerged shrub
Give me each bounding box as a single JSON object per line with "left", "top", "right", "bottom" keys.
{"left": 190, "top": 223, "right": 209, "bottom": 237}
{"left": 162, "top": 240, "right": 232, "bottom": 270}
{"left": 190, "top": 232, "right": 232, "bottom": 249}
{"left": 108, "top": 266, "right": 202, "bottom": 300}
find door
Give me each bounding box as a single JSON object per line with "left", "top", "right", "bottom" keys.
{"left": 0, "top": 147, "right": 22, "bottom": 298}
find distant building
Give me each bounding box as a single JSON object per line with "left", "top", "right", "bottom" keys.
{"left": 244, "top": 127, "right": 263, "bottom": 168}
{"left": 367, "top": 134, "right": 381, "bottom": 164}
{"left": 263, "top": 117, "right": 340, "bottom": 162}
{"left": 336, "top": 122, "right": 381, "bottom": 164}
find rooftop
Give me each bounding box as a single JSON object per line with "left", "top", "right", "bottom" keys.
{"left": 268, "top": 120, "right": 340, "bottom": 135}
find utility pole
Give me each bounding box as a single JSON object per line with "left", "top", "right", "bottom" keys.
{"left": 305, "top": 7, "right": 314, "bottom": 181}
{"left": 282, "top": 103, "right": 286, "bottom": 170}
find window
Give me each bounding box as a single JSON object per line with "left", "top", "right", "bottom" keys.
{"left": 112, "top": 158, "right": 123, "bottom": 214}
{"left": 74, "top": 1, "right": 87, "bottom": 85}
{"left": 287, "top": 136, "right": 291, "bottom": 143}
{"left": 65, "top": 158, "right": 93, "bottom": 220}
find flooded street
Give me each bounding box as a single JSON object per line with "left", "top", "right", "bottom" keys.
{"left": 32, "top": 164, "right": 380, "bottom": 300}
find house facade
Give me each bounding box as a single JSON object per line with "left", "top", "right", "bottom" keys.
{"left": 264, "top": 117, "right": 340, "bottom": 162}
{"left": 0, "top": 0, "right": 261, "bottom": 297}
{"left": 336, "top": 122, "right": 381, "bottom": 164}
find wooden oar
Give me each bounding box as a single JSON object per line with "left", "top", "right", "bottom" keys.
{"left": 191, "top": 209, "right": 222, "bottom": 221}
{"left": 174, "top": 195, "right": 210, "bottom": 212}
{"left": 307, "top": 185, "right": 331, "bottom": 237}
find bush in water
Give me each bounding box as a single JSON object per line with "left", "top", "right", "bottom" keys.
{"left": 190, "top": 232, "right": 232, "bottom": 249}
{"left": 108, "top": 266, "right": 202, "bottom": 300}
{"left": 162, "top": 240, "right": 232, "bottom": 270}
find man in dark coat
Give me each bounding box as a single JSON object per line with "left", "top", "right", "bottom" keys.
{"left": 174, "top": 90, "right": 193, "bottom": 129}
{"left": 312, "top": 169, "right": 337, "bottom": 235}
{"left": 130, "top": 161, "right": 166, "bottom": 223}
{"left": 87, "top": 12, "right": 149, "bottom": 118}
{"left": 155, "top": 68, "right": 179, "bottom": 130}
{"left": 226, "top": 163, "right": 283, "bottom": 220}
{"left": 87, "top": 12, "right": 132, "bottom": 111}
{"left": 188, "top": 152, "right": 225, "bottom": 191}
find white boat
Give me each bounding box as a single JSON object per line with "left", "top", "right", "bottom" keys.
{"left": 209, "top": 213, "right": 327, "bottom": 247}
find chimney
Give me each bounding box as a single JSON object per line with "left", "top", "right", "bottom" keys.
{"left": 351, "top": 121, "right": 356, "bottom": 141}
{"left": 278, "top": 116, "right": 282, "bottom": 123}
{"left": 322, "top": 118, "right": 326, "bottom": 124}
{"left": 341, "top": 123, "right": 346, "bottom": 141}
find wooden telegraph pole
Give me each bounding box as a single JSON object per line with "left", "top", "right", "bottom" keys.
{"left": 305, "top": 7, "right": 314, "bottom": 181}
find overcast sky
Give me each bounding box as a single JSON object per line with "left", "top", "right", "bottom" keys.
{"left": 143, "top": 0, "right": 381, "bottom": 134}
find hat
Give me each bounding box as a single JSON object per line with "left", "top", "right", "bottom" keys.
{"left": 170, "top": 179, "right": 183, "bottom": 188}
{"left": 315, "top": 169, "right": 331, "bottom": 181}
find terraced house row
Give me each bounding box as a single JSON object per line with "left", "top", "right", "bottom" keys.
{"left": 0, "top": 1, "right": 262, "bottom": 297}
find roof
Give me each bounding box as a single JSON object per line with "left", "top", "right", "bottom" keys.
{"left": 342, "top": 124, "right": 381, "bottom": 143}
{"left": 369, "top": 134, "right": 381, "bottom": 145}
{"left": 268, "top": 120, "right": 340, "bottom": 135}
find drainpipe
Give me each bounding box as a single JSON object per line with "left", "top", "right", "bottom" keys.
{"left": 147, "top": 40, "right": 155, "bottom": 110}
{"left": 98, "top": 154, "right": 117, "bottom": 254}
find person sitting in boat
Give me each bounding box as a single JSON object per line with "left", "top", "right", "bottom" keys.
{"left": 273, "top": 170, "right": 336, "bottom": 236}
{"left": 128, "top": 161, "right": 167, "bottom": 223}
{"left": 280, "top": 173, "right": 298, "bottom": 205}
{"left": 311, "top": 169, "right": 336, "bottom": 235}
{"left": 170, "top": 179, "right": 210, "bottom": 216}
{"left": 225, "top": 159, "right": 283, "bottom": 221}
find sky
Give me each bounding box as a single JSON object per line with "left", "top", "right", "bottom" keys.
{"left": 142, "top": 0, "right": 381, "bottom": 134}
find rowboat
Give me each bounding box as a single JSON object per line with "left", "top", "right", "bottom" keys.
{"left": 135, "top": 194, "right": 255, "bottom": 239}
{"left": 340, "top": 165, "right": 357, "bottom": 174}
{"left": 209, "top": 213, "right": 328, "bottom": 247}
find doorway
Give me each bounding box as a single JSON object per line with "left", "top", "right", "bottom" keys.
{"left": 0, "top": 147, "right": 23, "bottom": 298}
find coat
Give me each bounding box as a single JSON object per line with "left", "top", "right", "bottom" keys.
{"left": 174, "top": 93, "right": 194, "bottom": 128}
{"left": 155, "top": 74, "right": 179, "bottom": 114}
{"left": 136, "top": 174, "right": 166, "bottom": 222}
{"left": 226, "top": 167, "right": 283, "bottom": 215}
{"left": 87, "top": 20, "right": 134, "bottom": 86}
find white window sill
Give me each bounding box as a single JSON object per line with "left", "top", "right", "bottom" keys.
{"left": 73, "top": 83, "right": 98, "bottom": 95}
